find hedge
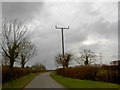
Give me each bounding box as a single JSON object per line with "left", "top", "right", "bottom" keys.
{"left": 56, "top": 65, "right": 119, "bottom": 84}
{"left": 2, "top": 66, "right": 44, "bottom": 83}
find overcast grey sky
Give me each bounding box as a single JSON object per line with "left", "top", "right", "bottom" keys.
{"left": 2, "top": 0, "right": 118, "bottom": 69}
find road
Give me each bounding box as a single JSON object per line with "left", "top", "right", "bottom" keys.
{"left": 24, "top": 72, "right": 66, "bottom": 89}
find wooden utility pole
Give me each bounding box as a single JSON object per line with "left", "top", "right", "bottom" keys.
{"left": 55, "top": 26, "right": 69, "bottom": 58}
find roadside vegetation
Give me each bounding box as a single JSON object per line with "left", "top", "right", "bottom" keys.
{"left": 51, "top": 72, "right": 119, "bottom": 88}
{"left": 2, "top": 65, "right": 46, "bottom": 83}
{"left": 55, "top": 49, "right": 120, "bottom": 85}
{"left": 56, "top": 65, "right": 119, "bottom": 84}
{"left": 1, "top": 18, "right": 46, "bottom": 88}
{"left": 3, "top": 73, "right": 39, "bottom": 88}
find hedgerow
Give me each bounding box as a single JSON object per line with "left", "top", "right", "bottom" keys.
{"left": 56, "top": 65, "right": 119, "bottom": 84}
{"left": 2, "top": 65, "right": 44, "bottom": 83}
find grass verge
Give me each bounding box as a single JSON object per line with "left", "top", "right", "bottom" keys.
{"left": 3, "top": 73, "right": 40, "bottom": 88}
{"left": 50, "top": 72, "right": 120, "bottom": 88}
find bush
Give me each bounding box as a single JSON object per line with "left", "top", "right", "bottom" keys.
{"left": 2, "top": 65, "right": 42, "bottom": 83}
{"left": 56, "top": 66, "right": 98, "bottom": 80}
{"left": 96, "top": 69, "right": 108, "bottom": 82}
{"left": 56, "top": 65, "right": 119, "bottom": 84}
{"left": 76, "top": 66, "right": 98, "bottom": 80}
{"left": 96, "top": 68, "right": 118, "bottom": 83}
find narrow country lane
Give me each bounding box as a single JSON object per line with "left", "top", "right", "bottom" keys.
{"left": 24, "top": 72, "right": 66, "bottom": 89}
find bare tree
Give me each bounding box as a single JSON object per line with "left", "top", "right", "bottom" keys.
{"left": 19, "top": 37, "right": 37, "bottom": 68}
{"left": 76, "top": 49, "right": 97, "bottom": 65}
{"left": 55, "top": 53, "right": 73, "bottom": 68}
{"left": 0, "top": 19, "right": 27, "bottom": 68}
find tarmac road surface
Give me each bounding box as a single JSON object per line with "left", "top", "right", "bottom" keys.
{"left": 24, "top": 72, "right": 66, "bottom": 89}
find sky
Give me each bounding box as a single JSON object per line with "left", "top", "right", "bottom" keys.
{"left": 1, "top": 0, "right": 118, "bottom": 69}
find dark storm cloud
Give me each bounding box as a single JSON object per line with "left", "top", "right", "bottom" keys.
{"left": 2, "top": 2, "right": 44, "bottom": 21}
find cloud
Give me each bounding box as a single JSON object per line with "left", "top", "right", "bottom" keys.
{"left": 2, "top": 2, "right": 118, "bottom": 69}
{"left": 87, "top": 17, "right": 118, "bottom": 39}
{"left": 2, "top": 2, "right": 44, "bottom": 22}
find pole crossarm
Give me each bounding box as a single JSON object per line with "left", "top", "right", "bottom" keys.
{"left": 55, "top": 26, "right": 69, "bottom": 30}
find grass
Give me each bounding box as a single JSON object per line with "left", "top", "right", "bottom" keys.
{"left": 3, "top": 73, "right": 40, "bottom": 88}
{"left": 50, "top": 72, "right": 120, "bottom": 88}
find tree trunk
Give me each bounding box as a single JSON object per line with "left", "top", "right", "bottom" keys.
{"left": 65, "top": 63, "right": 68, "bottom": 68}
{"left": 21, "top": 64, "right": 25, "bottom": 68}
{"left": 21, "top": 60, "right": 25, "bottom": 68}
{"left": 9, "top": 58, "right": 14, "bottom": 68}
{"left": 63, "top": 64, "right": 65, "bottom": 69}
{"left": 84, "top": 57, "right": 89, "bottom": 65}
{"left": 21, "top": 55, "right": 25, "bottom": 68}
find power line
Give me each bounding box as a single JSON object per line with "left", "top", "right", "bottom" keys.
{"left": 55, "top": 25, "right": 69, "bottom": 58}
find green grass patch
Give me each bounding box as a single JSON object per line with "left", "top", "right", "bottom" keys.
{"left": 50, "top": 72, "right": 120, "bottom": 88}
{"left": 3, "top": 73, "right": 40, "bottom": 88}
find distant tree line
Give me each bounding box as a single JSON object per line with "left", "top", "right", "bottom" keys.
{"left": 55, "top": 49, "right": 98, "bottom": 68}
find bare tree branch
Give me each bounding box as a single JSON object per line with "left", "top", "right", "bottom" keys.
{"left": 1, "top": 18, "right": 27, "bottom": 68}
{"left": 76, "top": 49, "right": 98, "bottom": 65}
{"left": 19, "top": 37, "right": 37, "bottom": 68}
